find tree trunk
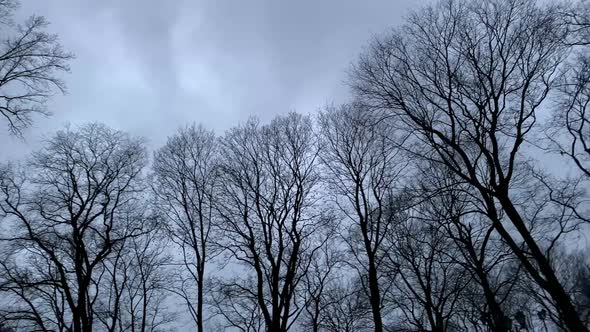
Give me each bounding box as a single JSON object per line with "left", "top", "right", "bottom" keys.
{"left": 367, "top": 255, "right": 384, "bottom": 332}
{"left": 197, "top": 269, "right": 204, "bottom": 332}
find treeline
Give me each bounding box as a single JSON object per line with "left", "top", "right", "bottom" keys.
{"left": 1, "top": 0, "right": 590, "bottom": 331}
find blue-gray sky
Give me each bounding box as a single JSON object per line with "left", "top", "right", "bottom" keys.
{"left": 1, "top": 0, "right": 418, "bottom": 159}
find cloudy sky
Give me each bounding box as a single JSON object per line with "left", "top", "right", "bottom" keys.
{"left": 1, "top": 0, "right": 418, "bottom": 160}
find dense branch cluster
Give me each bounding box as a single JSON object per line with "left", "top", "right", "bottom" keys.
{"left": 1, "top": 0, "right": 590, "bottom": 331}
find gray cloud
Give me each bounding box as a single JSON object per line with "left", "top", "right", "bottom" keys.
{"left": 1, "top": 0, "right": 417, "bottom": 159}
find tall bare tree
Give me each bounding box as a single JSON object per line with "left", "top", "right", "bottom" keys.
{"left": 0, "top": 123, "right": 147, "bottom": 332}
{"left": 210, "top": 276, "right": 266, "bottom": 332}
{"left": 215, "top": 113, "right": 327, "bottom": 332}
{"left": 319, "top": 278, "right": 373, "bottom": 332}
{"left": 415, "top": 164, "right": 521, "bottom": 331}
{"left": 96, "top": 218, "right": 174, "bottom": 332}
{"left": 300, "top": 235, "right": 342, "bottom": 332}
{"left": 548, "top": 54, "right": 590, "bottom": 177}
{"left": 351, "top": 0, "right": 589, "bottom": 329}
{"left": 0, "top": 0, "right": 73, "bottom": 135}
{"left": 152, "top": 124, "right": 218, "bottom": 332}
{"left": 318, "top": 103, "right": 408, "bottom": 331}
{"left": 385, "top": 209, "right": 471, "bottom": 332}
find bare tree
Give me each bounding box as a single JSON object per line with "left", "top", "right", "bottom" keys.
{"left": 152, "top": 124, "right": 218, "bottom": 332}
{"left": 514, "top": 246, "right": 590, "bottom": 331}
{"left": 385, "top": 209, "right": 471, "bottom": 332}
{"left": 543, "top": 0, "right": 590, "bottom": 232}
{"left": 215, "top": 113, "right": 327, "bottom": 332}
{"left": 568, "top": 253, "right": 590, "bottom": 325}
{"left": 0, "top": 123, "right": 147, "bottom": 332}
{"left": 318, "top": 103, "right": 408, "bottom": 331}
{"left": 550, "top": 0, "right": 590, "bottom": 173}
{"left": 320, "top": 278, "right": 373, "bottom": 332}
{"left": 300, "top": 235, "right": 342, "bottom": 332}
{"left": 415, "top": 163, "right": 523, "bottom": 331}
{"left": 0, "top": 0, "right": 73, "bottom": 135}
{"left": 96, "top": 218, "right": 175, "bottom": 332}
{"left": 351, "top": 0, "right": 589, "bottom": 329}
{"left": 548, "top": 54, "right": 590, "bottom": 177}
{"left": 210, "top": 276, "right": 266, "bottom": 332}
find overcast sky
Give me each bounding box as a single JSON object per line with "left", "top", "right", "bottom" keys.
{"left": 1, "top": 0, "right": 418, "bottom": 160}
